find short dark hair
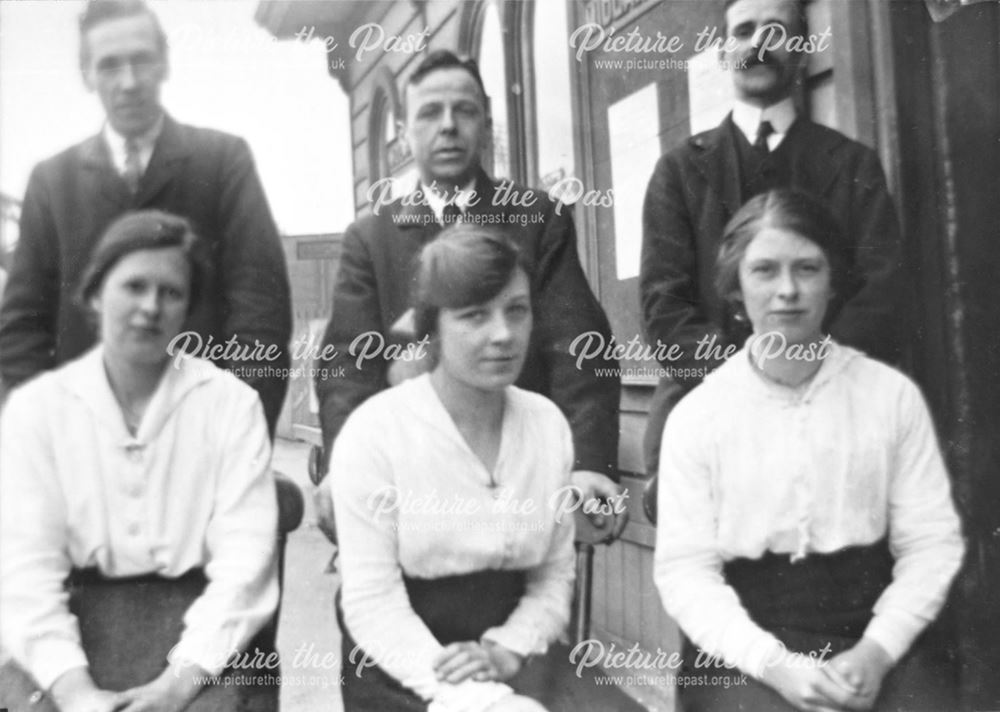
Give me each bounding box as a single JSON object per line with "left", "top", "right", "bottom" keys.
{"left": 412, "top": 224, "right": 529, "bottom": 341}
{"left": 404, "top": 50, "right": 489, "bottom": 113}
{"left": 723, "top": 0, "right": 808, "bottom": 37}
{"left": 715, "top": 189, "right": 857, "bottom": 320}
{"left": 78, "top": 210, "right": 208, "bottom": 317}
{"left": 79, "top": 0, "right": 168, "bottom": 68}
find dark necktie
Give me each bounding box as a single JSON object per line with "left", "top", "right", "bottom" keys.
{"left": 123, "top": 139, "right": 142, "bottom": 195}
{"left": 754, "top": 121, "right": 775, "bottom": 156}
{"left": 441, "top": 203, "right": 462, "bottom": 227}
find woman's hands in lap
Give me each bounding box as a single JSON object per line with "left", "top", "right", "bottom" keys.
{"left": 433, "top": 640, "right": 523, "bottom": 684}
{"left": 822, "top": 638, "right": 894, "bottom": 710}
{"left": 114, "top": 662, "right": 206, "bottom": 712}
{"left": 54, "top": 688, "right": 123, "bottom": 712}
{"left": 50, "top": 667, "right": 125, "bottom": 712}
{"left": 485, "top": 694, "right": 548, "bottom": 712}
{"left": 762, "top": 646, "right": 889, "bottom": 712}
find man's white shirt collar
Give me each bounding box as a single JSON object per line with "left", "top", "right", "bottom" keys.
{"left": 421, "top": 179, "right": 477, "bottom": 224}
{"left": 103, "top": 113, "right": 165, "bottom": 176}
{"left": 731, "top": 97, "right": 797, "bottom": 151}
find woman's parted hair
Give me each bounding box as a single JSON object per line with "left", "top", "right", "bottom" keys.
{"left": 412, "top": 224, "right": 530, "bottom": 340}
{"left": 77, "top": 210, "right": 208, "bottom": 315}
{"left": 714, "top": 188, "right": 857, "bottom": 311}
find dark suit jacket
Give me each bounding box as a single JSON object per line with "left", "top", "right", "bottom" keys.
{"left": 0, "top": 116, "right": 292, "bottom": 432}
{"left": 641, "top": 114, "right": 906, "bottom": 375}
{"left": 316, "top": 169, "right": 620, "bottom": 476}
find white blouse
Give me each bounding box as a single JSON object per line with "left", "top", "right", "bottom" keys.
{"left": 0, "top": 347, "right": 279, "bottom": 689}
{"left": 654, "top": 341, "right": 964, "bottom": 679}
{"left": 328, "top": 374, "right": 576, "bottom": 712}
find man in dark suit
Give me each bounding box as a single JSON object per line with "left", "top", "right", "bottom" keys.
{"left": 0, "top": 0, "right": 291, "bottom": 433}
{"left": 640, "top": 0, "right": 905, "bottom": 473}
{"left": 316, "top": 50, "right": 621, "bottom": 505}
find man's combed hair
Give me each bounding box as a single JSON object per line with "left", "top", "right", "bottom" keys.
{"left": 405, "top": 49, "right": 489, "bottom": 107}
{"left": 78, "top": 0, "right": 168, "bottom": 66}
{"left": 723, "top": 0, "right": 808, "bottom": 36}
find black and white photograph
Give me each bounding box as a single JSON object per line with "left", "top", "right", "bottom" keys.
{"left": 0, "top": 1, "right": 997, "bottom": 710}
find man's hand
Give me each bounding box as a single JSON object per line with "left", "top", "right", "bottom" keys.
{"left": 761, "top": 649, "right": 870, "bottom": 712}
{"left": 821, "top": 638, "right": 894, "bottom": 710}
{"left": 433, "top": 641, "right": 523, "bottom": 684}
{"left": 116, "top": 662, "right": 205, "bottom": 712}
{"left": 570, "top": 470, "right": 623, "bottom": 528}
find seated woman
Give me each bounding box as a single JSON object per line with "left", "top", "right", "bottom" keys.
{"left": 329, "top": 225, "right": 582, "bottom": 712}
{"left": 0, "top": 211, "right": 279, "bottom": 712}
{"left": 654, "top": 189, "right": 965, "bottom": 712}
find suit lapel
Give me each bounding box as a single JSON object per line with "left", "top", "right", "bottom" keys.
{"left": 395, "top": 185, "right": 440, "bottom": 248}
{"left": 691, "top": 115, "right": 743, "bottom": 221}
{"left": 466, "top": 168, "right": 497, "bottom": 219}
{"left": 394, "top": 167, "right": 496, "bottom": 244}
{"left": 136, "top": 116, "right": 190, "bottom": 206}
{"left": 79, "top": 133, "right": 131, "bottom": 209}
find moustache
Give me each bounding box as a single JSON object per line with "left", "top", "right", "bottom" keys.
{"left": 738, "top": 51, "right": 778, "bottom": 69}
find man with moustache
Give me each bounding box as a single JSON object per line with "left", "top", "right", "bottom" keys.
{"left": 640, "top": 0, "right": 905, "bottom": 474}
{"left": 0, "top": 0, "right": 291, "bottom": 433}
{"left": 315, "top": 50, "right": 621, "bottom": 509}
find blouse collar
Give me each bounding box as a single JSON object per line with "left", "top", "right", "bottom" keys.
{"left": 720, "top": 336, "right": 860, "bottom": 403}
{"left": 59, "top": 345, "right": 216, "bottom": 443}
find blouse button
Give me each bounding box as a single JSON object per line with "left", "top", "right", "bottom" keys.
{"left": 127, "top": 523, "right": 141, "bottom": 537}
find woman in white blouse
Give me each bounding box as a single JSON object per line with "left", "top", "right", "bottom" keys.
{"left": 0, "top": 211, "right": 279, "bottom": 712}
{"left": 654, "top": 189, "right": 964, "bottom": 712}
{"left": 329, "top": 226, "right": 582, "bottom": 712}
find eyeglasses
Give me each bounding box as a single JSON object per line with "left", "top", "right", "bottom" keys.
{"left": 93, "top": 53, "right": 162, "bottom": 81}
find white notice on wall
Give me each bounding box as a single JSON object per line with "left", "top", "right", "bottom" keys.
{"left": 608, "top": 82, "right": 661, "bottom": 281}
{"left": 688, "top": 48, "right": 734, "bottom": 136}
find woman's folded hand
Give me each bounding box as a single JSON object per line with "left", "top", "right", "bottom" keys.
{"left": 115, "top": 661, "right": 206, "bottom": 712}
{"left": 822, "top": 637, "right": 894, "bottom": 710}
{"left": 761, "top": 649, "right": 871, "bottom": 712}
{"left": 50, "top": 667, "right": 125, "bottom": 712}
{"left": 433, "top": 640, "right": 523, "bottom": 684}
{"left": 485, "top": 694, "right": 548, "bottom": 712}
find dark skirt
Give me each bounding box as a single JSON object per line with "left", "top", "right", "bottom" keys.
{"left": 338, "top": 569, "right": 645, "bottom": 712}
{"left": 678, "top": 540, "right": 959, "bottom": 712}
{"left": 67, "top": 568, "right": 279, "bottom": 712}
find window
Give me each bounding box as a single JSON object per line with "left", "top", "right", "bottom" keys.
{"left": 368, "top": 77, "right": 417, "bottom": 200}
{"left": 530, "top": 0, "right": 575, "bottom": 190}
{"left": 476, "top": 0, "right": 511, "bottom": 179}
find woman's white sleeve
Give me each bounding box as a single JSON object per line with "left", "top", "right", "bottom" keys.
{"left": 0, "top": 388, "right": 87, "bottom": 689}
{"left": 168, "top": 389, "right": 280, "bottom": 675}
{"left": 863, "top": 381, "right": 965, "bottom": 661}
{"left": 481, "top": 415, "right": 576, "bottom": 656}
{"left": 653, "top": 400, "right": 784, "bottom": 679}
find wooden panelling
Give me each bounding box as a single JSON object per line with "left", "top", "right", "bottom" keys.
{"left": 604, "top": 539, "right": 626, "bottom": 636}
{"left": 421, "top": 2, "right": 461, "bottom": 40}
{"left": 621, "top": 543, "right": 643, "bottom": 644}
{"left": 592, "top": 537, "right": 609, "bottom": 632}
{"left": 619, "top": 410, "right": 648, "bottom": 476}
{"left": 345, "top": 0, "right": 416, "bottom": 89}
